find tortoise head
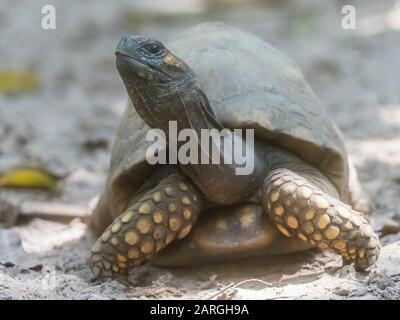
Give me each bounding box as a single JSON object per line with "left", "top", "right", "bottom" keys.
{"left": 115, "top": 35, "right": 197, "bottom": 127}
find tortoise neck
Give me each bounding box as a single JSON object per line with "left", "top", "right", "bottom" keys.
{"left": 174, "top": 84, "right": 223, "bottom": 135}
{"left": 169, "top": 85, "right": 261, "bottom": 205}
{"left": 133, "top": 77, "right": 261, "bottom": 205}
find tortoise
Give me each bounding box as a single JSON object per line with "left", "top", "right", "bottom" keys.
{"left": 90, "top": 23, "right": 380, "bottom": 278}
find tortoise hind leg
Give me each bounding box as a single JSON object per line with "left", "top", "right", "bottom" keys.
{"left": 90, "top": 173, "right": 201, "bottom": 278}
{"left": 262, "top": 152, "right": 380, "bottom": 271}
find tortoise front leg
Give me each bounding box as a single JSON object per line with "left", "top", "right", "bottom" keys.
{"left": 262, "top": 154, "right": 380, "bottom": 271}
{"left": 90, "top": 173, "right": 201, "bottom": 278}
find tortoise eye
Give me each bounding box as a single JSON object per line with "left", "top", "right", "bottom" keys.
{"left": 144, "top": 43, "right": 162, "bottom": 55}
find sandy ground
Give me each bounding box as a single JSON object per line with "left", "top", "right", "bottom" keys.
{"left": 1, "top": 0, "right": 400, "bottom": 299}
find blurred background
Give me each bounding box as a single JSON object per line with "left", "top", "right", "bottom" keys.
{"left": 1, "top": 0, "right": 400, "bottom": 299}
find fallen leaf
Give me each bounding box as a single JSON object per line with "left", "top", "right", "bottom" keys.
{"left": 0, "top": 70, "right": 41, "bottom": 94}
{"left": 0, "top": 167, "right": 62, "bottom": 192}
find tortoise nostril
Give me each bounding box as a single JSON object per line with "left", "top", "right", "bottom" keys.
{"left": 121, "top": 34, "right": 130, "bottom": 44}
{"left": 116, "top": 35, "right": 132, "bottom": 54}
{"left": 119, "top": 36, "right": 129, "bottom": 47}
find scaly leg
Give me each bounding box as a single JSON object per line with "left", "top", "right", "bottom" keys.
{"left": 90, "top": 173, "right": 201, "bottom": 277}
{"left": 263, "top": 153, "right": 380, "bottom": 271}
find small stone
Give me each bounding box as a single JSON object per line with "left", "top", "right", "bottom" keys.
{"left": 334, "top": 288, "right": 349, "bottom": 297}
{"left": 381, "top": 219, "right": 400, "bottom": 236}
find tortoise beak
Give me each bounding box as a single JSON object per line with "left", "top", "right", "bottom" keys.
{"left": 116, "top": 53, "right": 151, "bottom": 79}
{"left": 115, "top": 35, "right": 152, "bottom": 80}
{"left": 115, "top": 34, "right": 146, "bottom": 58}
